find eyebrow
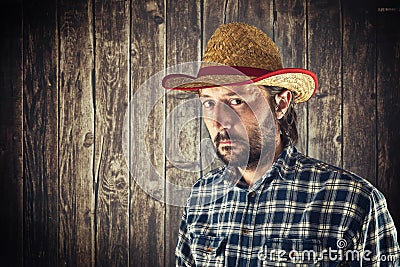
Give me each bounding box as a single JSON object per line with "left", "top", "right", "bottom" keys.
{"left": 199, "top": 92, "right": 240, "bottom": 98}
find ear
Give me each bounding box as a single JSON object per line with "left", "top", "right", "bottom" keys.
{"left": 274, "top": 90, "right": 292, "bottom": 119}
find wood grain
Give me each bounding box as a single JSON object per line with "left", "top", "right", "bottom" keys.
{"left": 342, "top": 1, "right": 376, "bottom": 182}
{"left": 23, "top": 0, "right": 59, "bottom": 265}
{"left": 0, "top": 2, "right": 23, "bottom": 266}
{"left": 274, "top": 0, "right": 307, "bottom": 153}
{"left": 238, "top": 0, "right": 273, "bottom": 36}
{"left": 377, "top": 6, "right": 400, "bottom": 240}
{"left": 129, "top": 1, "right": 165, "bottom": 266}
{"left": 203, "top": 0, "right": 229, "bottom": 42}
{"left": 58, "top": 0, "right": 95, "bottom": 265}
{"left": 94, "top": 0, "right": 130, "bottom": 265}
{"left": 307, "top": 0, "right": 342, "bottom": 165}
{"left": 165, "top": 0, "right": 202, "bottom": 266}
{"left": 1, "top": 1, "right": 399, "bottom": 266}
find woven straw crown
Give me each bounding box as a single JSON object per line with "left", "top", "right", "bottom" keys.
{"left": 162, "top": 22, "right": 318, "bottom": 103}
{"left": 202, "top": 23, "right": 283, "bottom": 71}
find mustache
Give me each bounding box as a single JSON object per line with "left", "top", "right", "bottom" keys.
{"left": 214, "top": 131, "right": 245, "bottom": 145}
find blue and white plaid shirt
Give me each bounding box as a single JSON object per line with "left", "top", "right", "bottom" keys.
{"left": 176, "top": 146, "right": 399, "bottom": 266}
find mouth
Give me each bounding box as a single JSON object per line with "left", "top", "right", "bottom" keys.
{"left": 217, "top": 139, "right": 245, "bottom": 151}
{"left": 214, "top": 131, "right": 246, "bottom": 150}
{"left": 218, "top": 140, "right": 232, "bottom": 145}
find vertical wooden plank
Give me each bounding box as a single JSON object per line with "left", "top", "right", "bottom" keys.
{"left": 342, "top": 0, "right": 376, "bottom": 181}
{"left": 377, "top": 5, "right": 400, "bottom": 240}
{"left": 94, "top": 0, "right": 130, "bottom": 265}
{"left": 129, "top": 1, "right": 165, "bottom": 266}
{"left": 203, "top": 0, "right": 228, "bottom": 42}
{"left": 0, "top": 2, "right": 23, "bottom": 266}
{"left": 23, "top": 0, "right": 59, "bottom": 265}
{"left": 307, "top": 0, "right": 342, "bottom": 165}
{"left": 58, "top": 0, "right": 95, "bottom": 265}
{"left": 237, "top": 0, "right": 273, "bottom": 37}
{"left": 274, "top": 0, "right": 307, "bottom": 153}
{"left": 165, "top": 1, "right": 202, "bottom": 266}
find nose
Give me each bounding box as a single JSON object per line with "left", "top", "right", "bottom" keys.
{"left": 211, "top": 102, "right": 234, "bottom": 130}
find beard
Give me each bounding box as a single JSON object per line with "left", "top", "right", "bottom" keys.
{"left": 214, "top": 126, "right": 275, "bottom": 168}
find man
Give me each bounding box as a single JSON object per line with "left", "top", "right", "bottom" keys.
{"left": 162, "top": 23, "right": 399, "bottom": 266}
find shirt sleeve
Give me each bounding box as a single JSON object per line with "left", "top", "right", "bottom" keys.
{"left": 176, "top": 205, "right": 195, "bottom": 267}
{"left": 359, "top": 188, "right": 400, "bottom": 266}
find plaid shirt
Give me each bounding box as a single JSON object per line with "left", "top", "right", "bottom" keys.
{"left": 176, "top": 146, "right": 399, "bottom": 267}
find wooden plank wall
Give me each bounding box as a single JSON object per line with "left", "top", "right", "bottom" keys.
{"left": 0, "top": 0, "right": 399, "bottom": 266}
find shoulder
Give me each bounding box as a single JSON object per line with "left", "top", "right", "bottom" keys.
{"left": 291, "top": 149, "right": 397, "bottom": 239}
{"left": 291, "top": 149, "right": 385, "bottom": 208}
{"left": 296, "top": 150, "right": 376, "bottom": 190}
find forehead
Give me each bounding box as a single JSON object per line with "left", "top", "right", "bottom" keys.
{"left": 199, "top": 84, "right": 268, "bottom": 98}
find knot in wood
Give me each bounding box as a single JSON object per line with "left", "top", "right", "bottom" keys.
{"left": 83, "top": 132, "right": 94, "bottom": 147}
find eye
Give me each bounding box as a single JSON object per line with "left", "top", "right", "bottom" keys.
{"left": 229, "top": 98, "right": 243, "bottom": 106}
{"left": 202, "top": 100, "right": 215, "bottom": 109}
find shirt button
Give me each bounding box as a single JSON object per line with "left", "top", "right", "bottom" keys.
{"left": 243, "top": 228, "right": 249, "bottom": 234}
{"left": 249, "top": 191, "right": 256, "bottom": 197}
{"left": 206, "top": 247, "right": 213, "bottom": 253}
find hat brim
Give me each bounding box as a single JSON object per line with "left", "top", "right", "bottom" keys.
{"left": 162, "top": 68, "right": 318, "bottom": 103}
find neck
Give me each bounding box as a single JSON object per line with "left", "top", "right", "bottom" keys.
{"left": 239, "top": 140, "right": 284, "bottom": 185}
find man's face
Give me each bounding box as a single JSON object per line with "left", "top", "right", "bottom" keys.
{"left": 199, "top": 85, "right": 276, "bottom": 168}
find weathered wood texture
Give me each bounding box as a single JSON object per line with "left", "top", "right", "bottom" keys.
{"left": 342, "top": 0, "right": 377, "bottom": 182}
{"left": 58, "top": 1, "right": 95, "bottom": 266}
{"left": 130, "top": 1, "right": 165, "bottom": 266}
{"left": 165, "top": 1, "right": 202, "bottom": 266}
{"left": 376, "top": 4, "right": 400, "bottom": 241}
{"left": 0, "top": 0, "right": 399, "bottom": 266}
{"left": 23, "top": 0, "right": 59, "bottom": 265}
{"left": 307, "top": 0, "right": 343, "bottom": 166}
{"left": 94, "top": 0, "right": 130, "bottom": 265}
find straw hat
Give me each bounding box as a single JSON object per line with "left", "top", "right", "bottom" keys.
{"left": 162, "top": 22, "right": 318, "bottom": 103}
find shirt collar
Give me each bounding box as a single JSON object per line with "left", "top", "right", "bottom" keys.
{"left": 248, "top": 145, "right": 298, "bottom": 190}
{"left": 222, "top": 146, "right": 299, "bottom": 191}
{"left": 272, "top": 145, "right": 298, "bottom": 181}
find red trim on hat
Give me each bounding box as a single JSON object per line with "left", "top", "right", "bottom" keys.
{"left": 162, "top": 66, "right": 318, "bottom": 98}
